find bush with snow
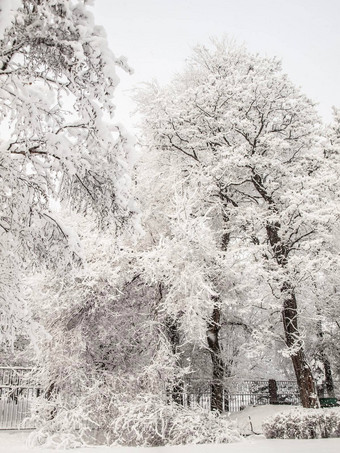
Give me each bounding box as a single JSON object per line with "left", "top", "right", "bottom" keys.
{"left": 263, "top": 407, "right": 340, "bottom": 439}
{"left": 28, "top": 388, "right": 241, "bottom": 447}
{"left": 107, "top": 396, "right": 241, "bottom": 446}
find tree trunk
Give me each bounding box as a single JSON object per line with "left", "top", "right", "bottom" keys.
{"left": 158, "top": 282, "right": 185, "bottom": 405}
{"left": 316, "top": 320, "right": 335, "bottom": 398}
{"left": 45, "top": 381, "right": 57, "bottom": 420}
{"left": 324, "top": 359, "right": 335, "bottom": 398}
{"left": 205, "top": 219, "right": 230, "bottom": 413}
{"left": 207, "top": 303, "right": 225, "bottom": 413}
{"left": 165, "top": 316, "right": 184, "bottom": 405}
{"left": 269, "top": 379, "right": 278, "bottom": 404}
{"left": 290, "top": 349, "right": 318, "bottom": 408}
{"left": 267, "top": 224, "right": 318, "bottom": 408}
{"left": 250, "top": 172, "right": 318, "bottom": 407}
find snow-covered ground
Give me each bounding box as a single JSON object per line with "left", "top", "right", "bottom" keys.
{"left": 229, "top": 404, "right": 301, "bottom": 435}
{"left": 0, "top": 405, "right": 339, "bottom": 453}
{"left": 0, "top": 431, "right": 339, "bottom": 453}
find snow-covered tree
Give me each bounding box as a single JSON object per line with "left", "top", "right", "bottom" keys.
{"left": 137, "top": 40, "right": 339, "bottom": 408}
{"left": 24, "top": 210, "right": 241, "bottom": 447}
{"left": 0, "top": 0, "right": 135, "bottom": 346}
{"left": 25, "top": 214, "right": 155, "bottom": 444}
{"left": 0, "top": 1, "right": 182, "bottom": 445}
{"left": 307, "top": 107, "right": 340, "bottom": 394}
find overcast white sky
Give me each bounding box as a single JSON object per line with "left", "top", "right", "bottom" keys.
{"left": 90, "top": 0, "right": 340, "bottom": 129}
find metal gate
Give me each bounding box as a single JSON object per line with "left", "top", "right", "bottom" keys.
{"left": 0, "top": 367, "right": 38, "bottom": 429}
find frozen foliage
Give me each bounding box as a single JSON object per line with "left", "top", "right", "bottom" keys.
{"left": 106, "top": 397, "right": 241, "bottom": 446}
{"left": 1, "top": 2, "right": 340, "bottom": 445}
{"left": 137, "top": 39, "right": 340, "bottom": 407}
{"left": 0, "top": 0, "right": 21, "bottom": 39}
{"left": 25, "top": 212, "right": 188, "bottom": 446}
{"left": 263, "top": 407, "right": 340, "bottom": 439}
{"left": 0, "top": 236, "right": 23, "bottom": 349}
{"left": 0, "top": 0, "right": 135, "bottom": 348}
{"left": 27, "top": 319, "right": 240, "bottom": 448}
{"left": 29, "top": 391, "right": 241, "bottom": 447}
{"left": 0, "top": 0, "right": 134, "bottom": 239}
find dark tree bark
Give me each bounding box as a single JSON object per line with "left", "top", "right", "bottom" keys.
{"left": 268, "top": 379, "right": 278, "bottom": 404}
{"left": 165, "top": 316, "right": 184, "bottom": 405}
{"left": 207, "top": 302, "right": 225, "bottom": 412}
{"left": 282, "top": 284, "right": 318, "bottom": 407}
{"left": 266, "top": 222, "right": 318, "bottom": 408}
{"left": 324, "top": 359, "right": 335, "bottom": 398}
{"left": 251, "top": 171, "right": 318, "bottom": 408}
{"left": 44, "top": 381, "right": 57, "bottom": 419}
{"left": 316, "top": 320, "right": 335, "bottom": 398}
{"left": 206, "top": 222, "right": 230, "bottom": 413}
{"left": 158, "top": 283, "right": 184, "bottom": 405}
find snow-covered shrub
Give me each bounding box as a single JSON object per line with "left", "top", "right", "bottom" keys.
{"left": 102, "top": 394, "right": 240, "bottom": 446}
{"left": 263, "top": 407, "right": 340, "bottom": 439}
{"left": 94, "top": 393, "right": 241, "bottom": 446}
{"left": 28, "top": 377, "right": 241, "bottom": 447}
{"left": 166, "top": 405, "right": 241, "bottom": 445}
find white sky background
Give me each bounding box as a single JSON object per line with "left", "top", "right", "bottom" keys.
{"left": 90, "top": 0, "right": 340, "bottom": 130}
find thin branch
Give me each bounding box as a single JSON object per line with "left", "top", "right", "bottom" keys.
{"left": 42, "top": 213, "right": 67, "bottom": 240}
{"left": 166, "top": 135, "right": 199, "bottom": 162}
{"left": 10, "top": 147, "right": 61, "bottom": 161}
{"left": 288, "top": 230, "right": 316, "bottom": 249}
{"left": 0, "top": 223, "right": 9, "bottom": 233}
{"left": 56, "top": 124, "right": 88, "bottom": 135}
{"left": 234, "top": 128, "right": 253, "bottom": 147}
{"left": 75, "top": 175, "right": 95, "bottom": 201}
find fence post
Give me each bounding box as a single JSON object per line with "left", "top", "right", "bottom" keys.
{"left": 269, "top": 379, "right": 278, "bottom": 404}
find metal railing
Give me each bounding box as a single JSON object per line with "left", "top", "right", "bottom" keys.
{"left": 0, "top": 368, "right": 317, "bottom": 428}
{"left": 180, "top": 390, "right": 300, "bottom": 412}
{"left": 174, "top": 379, "right": 301, "bottom": 412}
{"left": 174, "top": 385, "right": 300, "bottom": 412}
{"left": 0, "top": 367, "right": 39, "bottom": 429}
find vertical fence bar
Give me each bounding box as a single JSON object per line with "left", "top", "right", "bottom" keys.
{"left": 3, "top": 389, "right": 9, "bottom": 428}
